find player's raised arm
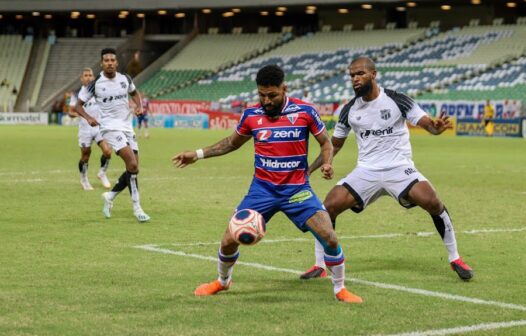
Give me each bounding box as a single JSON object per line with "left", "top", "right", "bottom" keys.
{"left": 172, "top": 131, "right": 251, "bottom": 168}
{"left": 417, "top": 114, "right": 452, "bottom": 135}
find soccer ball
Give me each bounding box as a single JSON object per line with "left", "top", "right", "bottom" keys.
{"left": 228, "top": 209, "right": 266, "bottom": 245}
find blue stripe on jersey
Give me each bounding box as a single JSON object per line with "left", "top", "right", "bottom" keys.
{"left": 252, "top": 126, "right": 308, "bottom": 143}
{"left": 255, "top": 154, "right": 307, "bottom": 172}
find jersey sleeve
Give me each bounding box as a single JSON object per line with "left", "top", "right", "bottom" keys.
{"left": 406, "top": 99, "right": 428, "bottom": 126}
{"left": 78, "top": 84, "right": 92, "bottom": 103}
{"left": 125, "top": 74, "right": 136, "bottom": 93}
{"left": 305, "top": 106, "right": 325, "bottom": 136}
{"left": 332, "top": 101, "right": 353, "bottom": 138}
{"left": 387, "top": 90, "right": 427, "bottom": 126}
{"left": 235, "top": 110, "right": 252, "bottom": 136}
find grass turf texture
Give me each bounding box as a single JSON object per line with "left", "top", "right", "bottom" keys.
{"left": 1, "top": 125, "right": 525, "bottom": 336}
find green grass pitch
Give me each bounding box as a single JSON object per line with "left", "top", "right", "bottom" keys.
{"left": 1, "top": 125, "right": 525, "bottom": 335}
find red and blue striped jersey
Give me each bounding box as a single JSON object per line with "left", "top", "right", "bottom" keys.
{"left": 236, "top": 97, "right": 325, "bottom": 186}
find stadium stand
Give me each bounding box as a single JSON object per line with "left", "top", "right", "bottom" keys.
{"left": 151, "top": 28, "right": 427, "bottom": 104}
{"left": 139, "top": 33, "right": 285, "bottom": 97}
{"left": 419, "top": 56, "right": 526, "bottom": 101}
{"left": 0, "top": 35, "right": 32, "bottom": 111}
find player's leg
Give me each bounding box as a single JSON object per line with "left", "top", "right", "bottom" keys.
{"left": 195, "top": 227, "right": 240, "bottom": 296}
{"left": 302, "top": 168, "right": 375, "bottom": 279}
{"left": 79, "top": 146, "right": 93, "bottom": 190}
{"left": 143, "top": 118, "right": 149, "bottom": 138}
{"left": 195, "top": 183, "right": 277, "bottom": 296}
{"left": 305, "top": 211, "right": 362, "bottom": 303}
{"left": 404, "top": 180, "right": 473, "bottom": 280}
{"left": 96, "top": 134, "right": 112, "bottom": 188}
{"left": 118, "top": 145, "right": 149, "bottom": 222}
{"left": 301, "top": 185, "right": 359, "bottom": 279}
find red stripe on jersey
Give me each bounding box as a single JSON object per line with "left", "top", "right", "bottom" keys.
{"left": 255, "top": 168, "right": 306, "bottom": 185}
{"left": 255, "top": 141, "right": 308, "bottom": 157}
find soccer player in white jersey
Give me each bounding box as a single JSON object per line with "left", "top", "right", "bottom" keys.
{"left": 75, "top": 48, "right": 150, "bottom": 222}
{"left": 68, "top": 68, "right": 112, "bottom": 190}
{"left": 302, "top": 57, "right": 474, "bottom": 281}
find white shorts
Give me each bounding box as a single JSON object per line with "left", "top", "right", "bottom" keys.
{"left": 78, "top": 126, "right": 103, "bottom": 148}
{"left": 102, "top": 130, "right": 139, "bottom": 153}
{"left": 336, "top": 164, "right": 428, "bottom": 213}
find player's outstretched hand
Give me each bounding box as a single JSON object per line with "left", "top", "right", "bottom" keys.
{"left": 172, "top": 151, "right": 198, "bottom": 168}
{"left": 320, "top": 163, "right": 334, "bottom": 180}
{"left": 434, "top": 115, "right": 452, "bottom": 135}
{"left": 87, "top": 117, "right": 100, "bottom": 127}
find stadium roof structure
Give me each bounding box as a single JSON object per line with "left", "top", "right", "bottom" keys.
{"left": 0, "top": 0, "right": 439, "bottom": 11}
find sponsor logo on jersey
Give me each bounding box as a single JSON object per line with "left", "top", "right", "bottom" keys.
{"left": 287, "top": 113, "right": 298, "bottom": 125}
{"left": 259, "top": 158, "right": 301, "bottom": 169}
{"left": 101, "top": 94, "right": 127, "bottom": 103}
{"left": 288, "top": 190, "right": 313, "bottom": 204}
{"left": 360, "top": 126, "right": 394, "bottom": 139}
{"left": 256, "top": 130, "right": 272, "bottom": 141}
{"left": 380, "top": 109, "right": 391, "bottom": 120}
{"left": 256, "top": 128, "right": 302, "bottom": 141}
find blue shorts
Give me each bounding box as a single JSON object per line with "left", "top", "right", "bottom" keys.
{"left": 137, "top": 114, "right": 148, "bottom": 124}
{"left": 235, "top": 178, "right": 326, "bottom": 232}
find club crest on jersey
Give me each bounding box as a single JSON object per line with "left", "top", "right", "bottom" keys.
{"left": 256, "top": 130, "right": 272, "bottom": 141}
{"left": 120, "top": 82, "right": 127, "bottom": 89}
{"left": 287, "top": 113, "right": 298, "bottom": 125}
{"left": 380, "top": 109, "right": 391, "bottom": 120}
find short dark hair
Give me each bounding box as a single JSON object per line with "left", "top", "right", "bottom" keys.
{"left": 350, "top": 56, "right": 376, "bottom": 71}
{"left": 101, "top": 48, "right": 117, "bottom": 59}
{"left": 256, "top": 64, "right": 284, "bottom": 87}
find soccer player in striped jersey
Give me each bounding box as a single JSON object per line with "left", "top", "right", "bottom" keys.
{"left": 173, "top": 65, "right": 362, "bottom": 303}
{"left": 303, "top": 56, "right": 473, "bottom": 281}
{"left": 75, "top": 48, "right": 150, "bottom": 222}
{"left": 68, "top": 67, "right": 112, "bottom": 190}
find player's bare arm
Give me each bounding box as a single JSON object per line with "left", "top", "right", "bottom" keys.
{"left": 172, "top": 132, "right": 251, "bottom": 168}
{"left": 313, "top": 129, "right": 334, "bottom": 180}
{"left": 75, "top": 98, "right": 99, "bottom": 126}
{"left": 418, "top": 115, "right": 452, "bottom": 135}
{"left": 130, "top": 90, "right": 143, "bottom": 116}
{"left": 308, "top": 136, "right": 346, "bottom": 176}
{"left": 67, "top": 105, "right": 78, "bottom": 117}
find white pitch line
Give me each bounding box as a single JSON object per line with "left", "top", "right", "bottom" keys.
{"left": 376, "top": 319, "right": 526, "bottom": 336}
{"left": 134, "top": 244, "right": 526, "bottom": 312}
{"left": 166, "top": 227, "right": 526, "bottom": 247}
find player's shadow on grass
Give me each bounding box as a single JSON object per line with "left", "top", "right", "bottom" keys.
{"left": 215, "top": 278, "right": 332, "bottom": 303}
{"left": 352, "top": 255, "right": 447, "bottom": 279}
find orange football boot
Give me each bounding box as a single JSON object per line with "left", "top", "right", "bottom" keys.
{"left": 194, "top": 280, "right": 231, "bottom": 296}
{"left": 335, "top": 288, "right": 363, "bottom": 304}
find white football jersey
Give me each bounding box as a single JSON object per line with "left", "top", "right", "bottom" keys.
{"left": 69, "top": 88, "right": 101, "bottom": 130}
{"left": 78, "top": 72, "right": 136, "bottom": 132}
{"left": 333, "top": 87, "right": 427, "bottom": 170}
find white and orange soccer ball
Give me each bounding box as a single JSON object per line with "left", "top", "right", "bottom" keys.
{"left": 228, "top": 209, "right": 266, "bottom": 245}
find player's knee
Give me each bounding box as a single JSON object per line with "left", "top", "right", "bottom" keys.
{"left": 103, "top": 149, "right": 112, "bottom": 157}
{"left": 324, "top": 199, "right": 341, "bottom": 218}
{"left": 422, "top": 196, "right": 442, "bottom": 215}
{"left": 127, "top": 161, "right": 139, "bottom": 173}
{"left": 325, "top": 231, "right": 339, "bottom": 249}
